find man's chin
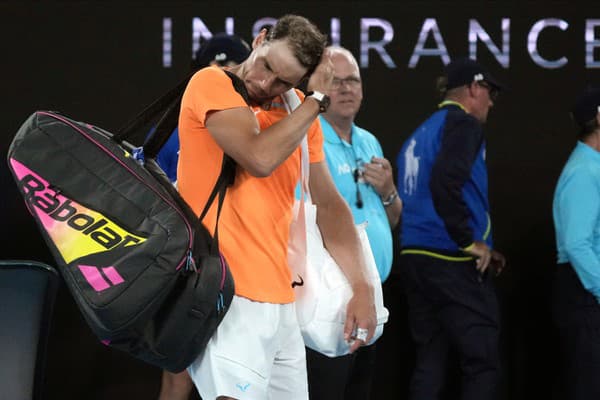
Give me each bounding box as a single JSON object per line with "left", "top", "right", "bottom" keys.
{"left": 248, "top": 91, "right": 269, "bottom": 104}
{"left": 252, "top": 95, "right": 277, "bottom": 107}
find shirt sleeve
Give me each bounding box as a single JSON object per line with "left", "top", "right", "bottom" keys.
{"left": 181, "top": 66, "right": 248, "bottom": 127}
{"left": 430, "top": 114, "right": 483, "bottom": 249}
{"left": 556, "top": 166, "right": 600, "bottom": 302}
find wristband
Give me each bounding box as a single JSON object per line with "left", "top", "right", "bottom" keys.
{"left": 382, "top": 191, "right": 398, "bottom": 207}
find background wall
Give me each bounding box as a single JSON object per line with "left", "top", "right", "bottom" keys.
{"left": 1, "top": 1, "right": 598, "bottom": 399}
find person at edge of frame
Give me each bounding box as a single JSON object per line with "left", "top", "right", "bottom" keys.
{"left": 395, "top": 57, "right": 506, "bottom": 400}
{"left": 552, "top": 86, "right": 600, "bottom": 400}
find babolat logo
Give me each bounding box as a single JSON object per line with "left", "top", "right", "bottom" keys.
{"left": 10, "top": 158, "right": 147, "bottom": 263}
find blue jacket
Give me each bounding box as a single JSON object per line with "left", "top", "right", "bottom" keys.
{"left": 156, "top": 128, "right": 179, "bottom": 183}
{"left": 396, "top": 102, "right": 492, "bottom": 257}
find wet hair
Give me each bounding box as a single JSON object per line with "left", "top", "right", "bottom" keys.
{"left": 265, "top": 14, "right": 327, "bottom": 76}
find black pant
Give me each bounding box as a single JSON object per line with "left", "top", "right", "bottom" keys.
{"left": 552, "top": 263, "right": 600, "bottom": 400}
{"left": 400, "top": 253, "right": 500, "bottom": 400}
{"left": 306, "top": 344, "right": 377, "bottom": 400}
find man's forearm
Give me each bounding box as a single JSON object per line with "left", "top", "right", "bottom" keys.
{"left": 317, "top": 198, "right": 371, "bottom": 289}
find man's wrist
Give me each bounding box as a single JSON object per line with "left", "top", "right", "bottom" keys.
{"left": 305, "top": 91, "right": 330, "bottom": 113}
{"left": 351, "top": 279, "right": 374, "bottom": 296}
{"left": 382, "top": 190, "right": 398, "bottom": 207}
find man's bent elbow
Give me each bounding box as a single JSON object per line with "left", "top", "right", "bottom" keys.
{"left": 239, "top": 156, "right": 277, "bottom": 178}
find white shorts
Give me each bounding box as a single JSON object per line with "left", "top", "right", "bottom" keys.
{"left": 188, "top": 295, "right": 308, "bottom": 400}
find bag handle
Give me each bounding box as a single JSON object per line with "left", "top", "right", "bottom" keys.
{"left": 282, "top": 89, "right": 311, "bottom": 280}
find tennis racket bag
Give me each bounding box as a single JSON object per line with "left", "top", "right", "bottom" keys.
{"left": 6, "top": 71, "right": 247, "bottom": 372}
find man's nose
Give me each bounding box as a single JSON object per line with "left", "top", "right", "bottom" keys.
{"left": 259, "top": 75, "right": 275, "bottom": 90}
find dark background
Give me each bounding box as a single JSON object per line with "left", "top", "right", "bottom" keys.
{"left": 1, "top": 1, "right": 598, "bottom": 399}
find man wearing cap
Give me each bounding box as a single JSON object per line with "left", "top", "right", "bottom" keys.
{"left": 552, "top": 86, "right": 600, "bottom": 400}
{"left": 396, "top": 57, "right": 506, "bottom": 400}
{"left": 156, "top": 33, "right": 251, "bottom": 184}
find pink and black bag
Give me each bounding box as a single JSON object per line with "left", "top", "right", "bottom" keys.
{"left": 6, "top": 72, "right": 248, "bottom": 372}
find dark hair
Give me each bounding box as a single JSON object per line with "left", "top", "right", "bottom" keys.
{"left": 572, "top": 86, "right": 600, "bottom": 138}
{"left": 266, "top": 14, "right": 327, "bottom": 76}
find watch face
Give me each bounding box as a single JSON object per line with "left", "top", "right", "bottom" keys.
{"left": 306, "top": 91, "right": 330, "bottom": 112}
{"left": 312, "top": 91, "right": 325, "bottom": 101}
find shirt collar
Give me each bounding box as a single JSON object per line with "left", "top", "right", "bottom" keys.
{"left": 438, "top": 100, "right": 467, "bottom": 112}
{"left": 319, "top": 115, "right": 357, "bottom": 146}
{"left": 576, "top": 140, "right": 600, "bottom": 161}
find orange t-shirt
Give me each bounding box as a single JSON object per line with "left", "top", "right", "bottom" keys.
{"left": 177, "top": 66, "right": 324, "bottom": 303}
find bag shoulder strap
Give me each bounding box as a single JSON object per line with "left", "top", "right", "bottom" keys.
{"left": 281, "top": 89, "right": 311, "bottom": 202}
{"left": 194, "top": 69, "right": 250, "bottom": 219}
{"left": 180, "top": 70, "right": 251, "bottom": 253}
{"left": 114, "top": 68, "right": 250, "bottom": 159}
{"left": 113, "top": 68, "right": 252, "bottom": 253}
{"left": 113, "top": 70, "right": 195, "bottom": 146}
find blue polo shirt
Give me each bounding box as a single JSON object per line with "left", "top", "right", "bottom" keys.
{"left": 553, "top": 141, "right": 600, "bottom": 303}
{"left": 319, "top": 116, "right": 393, "bottom": 282}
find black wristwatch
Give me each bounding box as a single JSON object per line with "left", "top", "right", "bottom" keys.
{"left": 305, "top": 91, "right": 330, "bottom": 113}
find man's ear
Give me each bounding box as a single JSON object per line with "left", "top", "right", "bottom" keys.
{"left": 252, "top": 28, "right": 268, "bottom": 49}
{"left": 467, "top": 82, "right": 478, "bottom": 99}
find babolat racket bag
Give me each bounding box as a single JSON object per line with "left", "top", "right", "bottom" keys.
{"left": 6, "top": 72, "right": 247, "bottom": 372}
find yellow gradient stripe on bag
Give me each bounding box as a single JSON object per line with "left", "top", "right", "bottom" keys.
{"left": 11, "top": 158, "right": 147, "bottom": 264}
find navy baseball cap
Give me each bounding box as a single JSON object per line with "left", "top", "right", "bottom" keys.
{"left": 191, "top": 33, "right": 251, "bottom": 70}
{"left": 572, "top": 86, "right": 600, "bottom": 128}
{"left": 444, "top": 57, "right": 503, "bottom": 91}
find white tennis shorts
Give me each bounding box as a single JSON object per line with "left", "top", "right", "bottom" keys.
{"left": 187, "top": 295, "right": 308, "bottom": 400}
